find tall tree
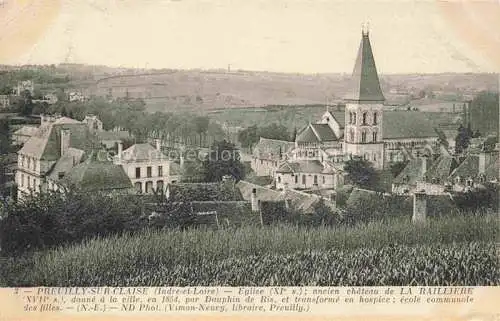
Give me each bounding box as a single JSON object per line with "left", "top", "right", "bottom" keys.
{"left": 455, "top": 124, "right": 471, "bottom": 155}
{"left": 344, "top": 158, "right": 379, "bottom": 189}
{"left": 203, "top": 140, "right": 245, "bottom": 182}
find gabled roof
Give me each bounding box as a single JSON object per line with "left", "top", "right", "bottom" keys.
{"left": 122, "top": 143, "right": 165, "bottom": 162}
{"left": 276, "top": 160, "right": 326, "bottom": 174}
{"left": 424, "top": 151, "right": 458, "bottom": 183}
{"left": 59, "top": 150, "right": 132, "bottom": 192}
{"left": 383, "top": 112, "right": 440, "bottom": 139}
{"left": 296, "top": 125, "right": 319, "bottom": 143}
{"left": 47, "top": 148, "right": 85, "bottom": 182}
{"left": 310, "top": 123, "right": 337, "bottom": 142}
{"left": 344, "top": 32, "right": 385, "bottom": 102}
{"left": 19, "top": 121, "right": 98, "bottom": 160}
{"left": 252, "top": 137, "right": 295, "bottom": 160}
{"left": 393, "top": 158, "right": 430, "bottom": 185}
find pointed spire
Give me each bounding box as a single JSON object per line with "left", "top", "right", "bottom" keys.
{"left": 344, "top": 28, "right": 385, "bottom": 102}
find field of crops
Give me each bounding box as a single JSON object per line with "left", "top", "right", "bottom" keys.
{"left": 1, "top": 215, "right": 498, "bottom": 286}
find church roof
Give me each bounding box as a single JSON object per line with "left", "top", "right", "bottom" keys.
{"left": 296, "top": 125, "right": 319, "bottom": 143}
{"left": 252, "top": 138, "right": 295, "bottom": 160}
{"left": 382, "top": 112, "right": 441, "bottom": 139}
{"left": 310, "top": 124, "right": 338, "bottom": 142}
{"left": 344, "top": 31, "right": 385, "bottom": 102}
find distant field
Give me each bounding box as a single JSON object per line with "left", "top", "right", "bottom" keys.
{"left": 1, "top": 214, "right": 498, "bottom": 286}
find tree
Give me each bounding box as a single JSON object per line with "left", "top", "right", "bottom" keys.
{"left": 344, "top": 157, "right": 379, "bottom": 189}
{"left": 18, "top": 90, "right": 33, "bottom": 116}
{"left": 203, "top": 140, "right": 245, "bottom": 182}
{"left": 193, "top": 116, "right": 209, "bottom": 147}
{"left": 455, "top": 124, "right": 471, "bottom": 155}
{"left": 390, "top": 161, "right": 409, "bottom": 178}
{"left": 238, "top": 125, "right": 258, "bottom": 149}
{"left": 311, "top": 198, "right": 338, "bottom": 226}
{"left": 258, "top": 123, "right": 290, "bottom": 141}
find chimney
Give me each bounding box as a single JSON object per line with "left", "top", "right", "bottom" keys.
{"left": 117, "top": 142, "right": 123, "bottom": 163}
{"left": 412, "top": 190, "right": 427, "bottom": 224}
{"left": 60, "top": 129, "right": 71, "bottom": 157}
{"left": 251, "top": 188, "right": 259, "bottom": 212}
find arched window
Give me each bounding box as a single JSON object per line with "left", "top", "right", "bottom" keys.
{"left": 157, "top": 180, "right": 164, "bottom": 192}
{"left": 373, "top": 112, "right": 378, "bottom": 125}
{"left": 362, "top": 112, "right": 367, "bottom": 125}
{"left": 372, "top": 131, "right": 378, "bottom": 142}
{"left": 349, "top": 129, "right": 355, "bottom": 142}
{"left": 135, "top": 182, "right": 142, "bottom": 193}
{"left": 352, "top": 112, "right": 357, "bottom": 124}
{"left": 145, "top": 181, "right": 153, "bottom": 193}
{"left": 361, "top": 131, "right": 367, "bottom": 143}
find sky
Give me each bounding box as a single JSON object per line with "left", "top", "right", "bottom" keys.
{"left": 1, "top": 0, "right": 499, "bottom": 74}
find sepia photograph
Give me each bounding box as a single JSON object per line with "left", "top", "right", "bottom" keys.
{"left": 0, "top": 0, "right": 499, "bottom": 288}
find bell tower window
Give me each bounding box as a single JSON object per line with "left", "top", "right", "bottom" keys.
{"left": 362, "top": 112, "right": 367, "bottom": 125}
{"left": 373, "top": 112, "right": 378, "bottom": 125}
{"left": 361, "top": 131, "right": 367, "bottom": 143}
{"left": 372, "top": 131, "right": 378, "bottom": 142}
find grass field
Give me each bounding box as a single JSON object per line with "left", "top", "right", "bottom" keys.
{"left": 1, "top": 214, "right": 498, "bottom": 287}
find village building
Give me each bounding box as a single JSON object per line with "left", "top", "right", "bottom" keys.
{"left": 0, "top": 95, "right": 11, "bottom": 109}
{"left": 251, "top": 30, "right": 443, "bottom": 191}
{"left": 115, "top": 140, "right": 181, "bottom": 194}
{"left": 12, "top": 126, "right": 39, "bottom": 146}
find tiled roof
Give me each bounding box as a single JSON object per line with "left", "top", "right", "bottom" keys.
{"left": 310, "top": 124, "right": 338, "bottom": 142}
{"left": 235, "top": 180, "right": 328, "bottom": 214}
{"left": 296, "top": 126, "right": 319, "bottom": 143}
{"left": 13, "top": 126, "right": 38, "bottom": 137}
{"left": 344, "top": 32, "right": 385, "bottom": 102}
{"left": 424, "top": 151, "right": 458, "bottom": 183}
{"left": 276, "top": 160, "right": 325, "bottom": 174}
{"left": 19, "top": 121, "right": 98, "bottom": 160}
{"left": 383, "top": 112, "right": 440, "bottom": 139}
{"left": 47, "top": 148, "right": 85, "bottom": 181}
{"left": 252, "top": 138, "right": 295, "bottom": 160}
{"left": 393, "top": 158, "right": 429, "bottom": 185}
{"left": 485, "top": 158, "right": 499, "bottom": 181}
{"left": 59, "top": 150, "right": 132, "bottom": 192}
{"left": 122, "top": 143, "right": 165, "bottom": 162}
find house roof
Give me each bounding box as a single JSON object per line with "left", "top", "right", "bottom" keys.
{"left": 235, "top": 180, "right": 329, "bottom": 214}
{"left": 393, "top": 157, "right": 430, "bottom": 185}
{"left": 424, "top": 151, "right": 458, "bottom": 183}
{"left": 485, "top": 157, "right": 499, "bottom": 181}
{"left": 59, "top": 150, "right": 132, "bottom": 192}
{"left": 344, "top": 32, "right": 385, "bottom": 102}
{"left": 448, "top": 155, "right": 479, "bottom": 180}
{"left": 13, "top": 126, "right": 38, "bottom": 137}
{"left": 47, "top": 148, "right": 85, "bottom": 182}
{"left": 122, "top": 143, "right": 165, "bottom": 162}
{"left": 19, "top": 120, "right": 98, "bottom": 160}
{"left": 310, "top": 123, "right": 338, "bottom": 142}
{"left": 252, "top": 137, "right": 294, "bottom": 160}
{"left": 324, "top": 111, "right": 346, "bottom": 130}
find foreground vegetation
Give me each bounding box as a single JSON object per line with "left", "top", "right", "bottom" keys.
{"left": 1, "top": 214, "right": 498, "bottom": 286}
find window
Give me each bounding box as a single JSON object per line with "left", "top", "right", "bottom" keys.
{"left": 157, "top": 180, "right": 164, "bottom": 192}
{"left": 295, "top": 175, "right": 298, "bottom": 184}
{"left": 302, "top": 175, "right": 306, "bottom": 184}
{"left": 323, "top": 176, "right": 326, "bottom": 184}
{"left": 362, "top": 112, "right": 367, "bottom": 125}
{"left": 373, "top": 112, "right": 378, "bottom": 125}
{"left": 135, "top": 167, "right": 141, "bottom": 178}
{"left": 277, "top": 176, "right": 281, "bottom": 183}
{"left": 352, "top": 112, "right": 357, "bottom": 124}
{"left": 361, "top": 131, "right": 367, "bottom": 143}
{"left": 349, "top": 129, "right": 354, "bottom": 142}
{"left": 20, "top": 174, "right": 24, "bottom": 187}
{"left": 27, "top": 176, "right": 30, "bottom": 188}
{"left": 373, "top": 153, "right": 377, "bottom": 161}
{"left": 372, "top": 131, "right": 378, "bottom": 142}
{"left": 349, "top": 113, "right": 352, "bottom": 124}
{"left": 27, "top": 158, "right": 31, "bottom": 170}
{"left": 314, "top": 175, "right": 318, "bottom": 185}
{"left": 145, "top": 181, "right": 153, "bottom": 193}
{"left": 134, "top": 182, "right": 142, "bottom": 193}
{"left": 158, "top": 166, "right": 163, "bottom": 177}
{"left": 147, "top": 166, "right": 152, "bottom": 178}
{"left": 260, "top": 160, "right": 263, "bottom": 165}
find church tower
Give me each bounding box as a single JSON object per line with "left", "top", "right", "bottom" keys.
{"left": 343, "top": 28, "right": 385, "bottom": 169}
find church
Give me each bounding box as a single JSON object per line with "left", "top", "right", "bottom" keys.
{"left": 252, "top": 29, "right": 441, "bottom": 191}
